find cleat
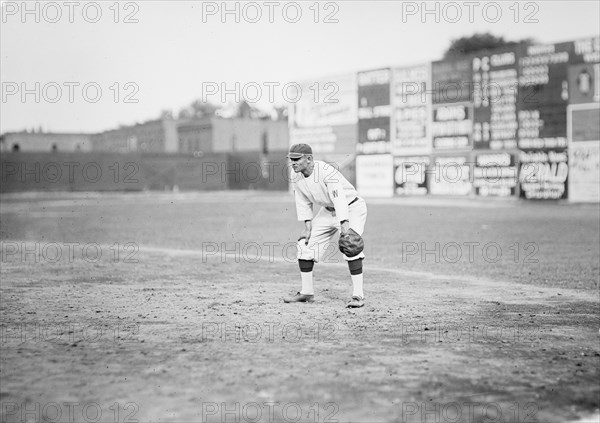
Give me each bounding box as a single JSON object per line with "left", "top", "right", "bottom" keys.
{"left": 347, "top": 296, "right": 365, "bottom": 308}
{"left": 284, "top": 292, "right": 315, "bottom": 303}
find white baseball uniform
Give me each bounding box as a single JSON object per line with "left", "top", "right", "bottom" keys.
{"left": 291, "top": 160, "right": 367, "bottom": 262}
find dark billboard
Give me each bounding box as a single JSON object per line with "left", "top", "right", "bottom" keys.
{"left": 357, "top": 68, "right": 392, "bottom": 154}
{"left": 472, "top": 47, "right": 520, "bottom": 150}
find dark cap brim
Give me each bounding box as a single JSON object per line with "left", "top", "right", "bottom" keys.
{"left": 286, "top": 153, "right": 304, "bottom": 159}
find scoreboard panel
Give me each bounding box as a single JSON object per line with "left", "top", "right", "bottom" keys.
{"left": 392, "top": 64, "right": 431, "bottom": 155}
{"left": 569, "top": 62, "right": 600, "bottom": 105}
{"left": 431, "top": 57, "right": 474, "bottom": 153}
{"left": 516, "top": 37, "right": 598, "bottom": 199}
{"left": 519, "top": 149, "right": 569, "bottom": 199}
{"left": 472, "top": 47, "right": 519, "bottom": 150}
{"left": 394, "top": 156, "right": 430, "bottom": 196}
{"left": 473, "top": 152, "right": 518, "bottom": 197}
{"left": 357, "top": 68, "right": 392, "bottom": 154}
{"left": 517, "top": 42, "right": 570, "bottom": 150}
{"left": 432, "top": 57, "right": 473, "bottom": 104}
{"left": 571, "top": 108, "right": 600, "bottom": 142}
{"left": 290, "top": 36, "right": 600, "bottom": 201}
{"left": 431, "top": 103, "right": 473, "bottom": 150}
{"left": 428, "top": 154, "right": 473, "bottom": 196}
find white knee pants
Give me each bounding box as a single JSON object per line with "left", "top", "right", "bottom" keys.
{"left": 297, "top": 197, "right": 367, "bottom": 262}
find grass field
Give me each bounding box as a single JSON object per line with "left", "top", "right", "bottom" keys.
{"left": 0, "top": 191, "right": 599, "bottom": 423}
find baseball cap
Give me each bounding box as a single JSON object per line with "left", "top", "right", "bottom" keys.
{"left": 286, "top": 143, "right": 313, "bottom": 159}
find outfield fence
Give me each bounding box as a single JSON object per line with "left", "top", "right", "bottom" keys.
{"left": 0, "top": 151, "right": 293, "bottom": 193}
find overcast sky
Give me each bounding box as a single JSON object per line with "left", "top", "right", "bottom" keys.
{"left": 1, "top": 0, "right": 599, "bottom": 133}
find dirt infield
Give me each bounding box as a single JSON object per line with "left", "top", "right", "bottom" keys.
{"left": 1, "top": 192, "right": 599, "bottom": 423}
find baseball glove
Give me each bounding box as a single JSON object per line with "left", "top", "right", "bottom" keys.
{"left": 339, "top": 228, "right": 364, "bottom": 257}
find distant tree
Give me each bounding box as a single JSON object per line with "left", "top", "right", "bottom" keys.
{"left": 235, "top": 100, "right": 271, "bottom": 120}
{"left": 177, "top": 100, "right": 219, "bottom": 119}
{"left": 160, "top": 109, "right": 174, "bottom": 119}
{"left": 237, "top": 100, "right": 253, "bottom": 118}
{"left": 190, "top": 100, "right": 218, "bottom": 118}
{"left": 274, "top": 106, "right": 288, "bottom": 121}
{"left": 444, "top": 33, "right": 534, "bottom": 58}
{"left": 177, "top": 108, "right": 192, "bottom": 119}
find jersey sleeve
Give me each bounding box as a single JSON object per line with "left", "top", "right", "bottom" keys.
{"left": 293, "top": 184, "right": 314, "bottom": 221}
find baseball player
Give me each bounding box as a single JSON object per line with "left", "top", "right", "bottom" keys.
{"left": 283, "top": 143, "right": 367, "bottom": 308}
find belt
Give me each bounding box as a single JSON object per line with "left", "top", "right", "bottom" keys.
{"left": 325, "top": 197, "right": 358, "bottom": 213}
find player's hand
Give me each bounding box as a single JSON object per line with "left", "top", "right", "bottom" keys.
{"left": 340, "top": 220, "right": 350, "bottom": 236}
{"left": 300, "top": 229, "right": 311, "bottom": 245}
{"left": 300, "top": 220, "right": 312, "bottom": 245}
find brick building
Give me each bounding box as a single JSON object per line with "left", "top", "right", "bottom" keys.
{"left": 0, "top": 131, "right": 92, "bottom": 152}
{"left": 90, "top": 118, "right": 178, "bottom": 153}
{"left": 177, "top": 117, "right": 289, "bottom": 155}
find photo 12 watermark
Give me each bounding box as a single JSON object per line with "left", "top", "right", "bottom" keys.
{"left": 1, "top": 82, "right": 140, "bottom": 104}
{"left": 400, "top": 1, "right": 540, "bottom": 24}
{"left": 400, "top": 241, "right": 539, "bottom": 264}
{"left": 1, "top": 401, "right": 140, "bottom": 423}
{"left": 396, "top": 322, "right": 541, "bottom": 344}
{"left": 192, "top": 320, "right": 339, "bottom": 344}
{"left": 200, "top": 1, "right": 340, "bottom": 24}
{"left": 1, "top": 161, "right": 141, "bottom": 185}
{"left": 200, "top": 401, "right": 339, "bottom": 423}
{"left": 0, "top": 321, "right": 141, "bottom": 345}
{"left": 0, "top": 241, "right": 140, "bottom": 264}
{"left": 200, "top": 81, "right": 339, "bottom": 104}
{"left": 400, "top": 400, "right": 539, "bottom": 422}
{"left": 1, "top": 1, "right": 140, "bottom": 24}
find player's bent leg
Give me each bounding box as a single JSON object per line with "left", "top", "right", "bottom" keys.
{"left": 298, "top": 259, "right": 315, "bottom": 295}
{"left": 285, "top": 247, "right": 316, "bottom": 303}
{"left": 285, "top": 239, "right": 318, "bottom": 304}
{"left": 308, "top": 210, "right": 338, "bottom": 263}
{"left": 283, "top": 259, "right": 315, "bottom": 303}
{"left": 346, "top": 258, "right": 365, "bottom": 308}
{"left": 345, "top": 199, "right": 367, "bottom": 308}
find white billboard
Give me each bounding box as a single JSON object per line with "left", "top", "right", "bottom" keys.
{"left": 568, "top": 103, "right": 600, "bottom": 202}
{"left": 356, "top": 154, "right": 394, "bottom": 197}
{"left": 289, "top": 73, "right": 358, "bottom": 128}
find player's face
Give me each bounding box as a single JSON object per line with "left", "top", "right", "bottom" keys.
{"left": 290, "top": 155, "right": 309, "bottom": 173}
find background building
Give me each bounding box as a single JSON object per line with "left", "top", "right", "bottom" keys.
{"left": 0, "top": 131, "right": 92, "bottom": 152}
{"left": 176, "top": 117, "right": 289, "bottom": 155}
{"left": 177, "top": 117, "right": 213, "bottom": 154}
{"left": 90, "top": 118, "right": 178, "bottom": 154}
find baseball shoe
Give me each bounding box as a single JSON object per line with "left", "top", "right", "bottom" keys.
{"left": 347, "top": 296, "right": 365, "bottom": 308}
{"left": 284, "top": 292, "right": 315, "bottom": 303}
